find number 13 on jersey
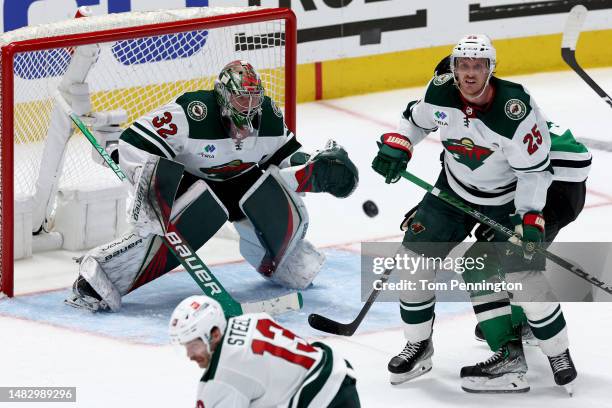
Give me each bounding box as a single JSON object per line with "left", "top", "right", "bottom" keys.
{"left": 251, "top": 319, "right": 319, "bottom": 369}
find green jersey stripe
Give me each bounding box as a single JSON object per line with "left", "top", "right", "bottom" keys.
{"left": 132, "top": 122, "right": 176, "bottom": 158}
{"left": 289, "top": 342, "right": 334, "bottom": 408}
{"left": 201, "top": 334, "right": 225, "bottom": 382}
{"left": 400, "top": 297, "right": 436, "bottom": 309}
{"left": 120, "top": 128, "right": 168, "bottom": 158}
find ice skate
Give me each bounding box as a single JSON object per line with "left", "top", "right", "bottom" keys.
{"left": 548, "top": 349, "right": 577, "bottom": 396}
{"left": 388, "top": 338, "right": 433, "bottom": 385}
{"left": 461, "top": 339, "right": 529, "bottom": 393}
{"left": 64, "top": 276, "right": 108, "bottom": 312}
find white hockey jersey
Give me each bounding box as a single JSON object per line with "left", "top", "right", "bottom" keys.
{"left": 194, "top": 313, "right": 354, "bottom": 408}
{"left": 399, "top": 74, "right": 553, "bottom": 216}
{"left": 118, "top": 90, "right": 300, "bottom": 183}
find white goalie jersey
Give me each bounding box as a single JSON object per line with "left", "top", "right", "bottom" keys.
{"left": 196, "top": 313, "right": 354, "bottom": 408}
{"left": 118, "top": 90, "right": 301, "bottom": 184}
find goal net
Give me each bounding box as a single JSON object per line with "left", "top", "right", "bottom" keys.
{"left": 0, "top": 6, "right": 296, "bottom": 297}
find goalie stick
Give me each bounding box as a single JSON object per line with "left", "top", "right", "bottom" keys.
{"left": 54, "top": 92, "right": 303, "bottom": 317}
{"left": 310, "top": 170, "right": 612, "bottom": 336}
{"left": 562, "top": 5, "right": 612, "bottom": 109}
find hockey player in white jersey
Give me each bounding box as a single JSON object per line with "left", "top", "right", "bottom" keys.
{"left": 398, "top": 55, "right": 588, "bottom": 393}
{"left": 66, "top": 60, "right": 358, "bottom": 312}
{"left": 371, "top": 35, "right": 577, "bottom": 391}
{"left": 169, "top": 295, "right": 360, "bottom": 407}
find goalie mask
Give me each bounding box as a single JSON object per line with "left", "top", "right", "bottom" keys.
{"left": 214, "top": 60, "right": 265, "bottom": 141}
{"left": 169, "top": 295, "right": 227, "bottom": 349}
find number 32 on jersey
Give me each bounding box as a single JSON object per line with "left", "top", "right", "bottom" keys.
{"left": 152, "top": 111, "right": 177, "bottom": 139}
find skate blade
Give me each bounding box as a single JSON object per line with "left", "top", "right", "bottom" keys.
{"left": 462, "top": 373, "right": 530, "bottom": 393}
{"left": 562, "top": 381, "right": 576, "bottom": 397}
{"left": 389, "top": 358, "right": 432, "bottom": 385}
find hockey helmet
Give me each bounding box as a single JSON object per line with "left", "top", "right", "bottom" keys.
{"left": 450, "top": 34, "right": 496, "bottom": 79}
{"left": 434, "top": 55, "right": 452, "bottom": 76}
{"left": 214, "top": 60, "right": 265, "bottom": 131}
{"left": 169, "top": 295, "right": 227, "bottom": 348}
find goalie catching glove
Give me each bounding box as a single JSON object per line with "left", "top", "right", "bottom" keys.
{"left": 372, "top": 133, "right": 413, "bottom": 183}
{"left": 293, "top": 140, "right": 358, "bottom": 198}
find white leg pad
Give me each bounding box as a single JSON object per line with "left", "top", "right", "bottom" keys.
{"left": 79, "top": 255, "right": 122, "bottom": 312}
{"left": 272, "top": 239, "right": 325, "bottom": 289}
{"left": 234, "top": 219, "right": 324, "bottom": 289}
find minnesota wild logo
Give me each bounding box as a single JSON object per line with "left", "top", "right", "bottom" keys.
{"left": 200, "top": 160, "right": 255, "bottom": 180}
{"left": 442, "top": 138, "right": 493, "bottom": 171}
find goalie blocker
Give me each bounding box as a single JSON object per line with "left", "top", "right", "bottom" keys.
{"left": 68, "top": 158, "right": 324, "bottom": 311}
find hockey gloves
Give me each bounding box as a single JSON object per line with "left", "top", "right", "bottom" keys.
{"left": 295, "top": 140, "right": 359, "bottom": 198}
{"left": 372, "top": 133, "right": 413, "bottom": 183}
{"left": 510, "top": 211, "right": 545, "bottom": 261}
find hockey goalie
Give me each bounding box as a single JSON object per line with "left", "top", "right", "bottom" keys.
{"left": 65, "top": 60, "right": 358, "bottom": 312}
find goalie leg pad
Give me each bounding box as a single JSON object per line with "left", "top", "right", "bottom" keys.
{"left": 238, "top": 166, "right": 322, "bottom": 288}
{"left": 234, "top": 220, "right": 324, "bottom": 289}
{"left": 78, "top": 255, "right": 122, "bottom": 312}
{"left": 129, "top": 156, "right": 185, "bottom": 237}
{"left": 76, "top": 180, "right": 228, "bottom": 311}
{"left": 273, "top": 239, "right": 325, "bottom": 289}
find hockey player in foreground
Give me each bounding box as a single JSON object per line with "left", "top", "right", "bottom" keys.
{"left": 169, "top": 295, "right": 360, "bottom": 407}
{"left": 66, "top": 60, "right": 358, "bottom": 312}
{"left": 371, "top": 35, "right": 578, "bottom": 392}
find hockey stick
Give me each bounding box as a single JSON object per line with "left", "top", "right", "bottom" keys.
{"left": 562, "top": 5, "right": 612, "bottom": 109}
{"left": 308, "top": 265, "right": 393, "bottom": 336}
{"left": 54, "top": 93, "right": 303, "bottom": 317}
{"left": 400, "top": 170, "right": 612, "bottom": 296}
{"left": 309, "top": 169, "right": 612, "bottom": 336}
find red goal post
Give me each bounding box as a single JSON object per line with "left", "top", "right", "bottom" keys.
{"left": 0, "top": 7, "right": 297, "bottom": 298}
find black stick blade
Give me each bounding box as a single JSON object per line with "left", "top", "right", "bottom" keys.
{"left": 308, "top": 313, "right": 357, "bottom": 336}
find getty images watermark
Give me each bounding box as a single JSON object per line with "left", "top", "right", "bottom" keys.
{"left": 360, "top": 242, "right": 612, "bottom": 303}
{"left": 371, "top": 252, "right": 522, "bottom": 293}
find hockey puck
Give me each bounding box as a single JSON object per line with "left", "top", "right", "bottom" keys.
{"left": 362, "top": 200, "right": 379, "bottom": 217}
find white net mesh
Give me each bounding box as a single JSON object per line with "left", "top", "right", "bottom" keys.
{"left": 1, "top": 7, "right": 290, "bottom": 295}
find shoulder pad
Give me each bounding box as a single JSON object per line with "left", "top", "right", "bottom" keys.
{"left": 175, "top": 90, "right": 225, "bottom": 139}
{"left": 424, "top": 75, "right": 460, "bottom": 108}
{"left": 259, "top": 96, "right": 285, "bottom": 137}
{"left": 481, "top": 77, "right": 533, "bottom": 139}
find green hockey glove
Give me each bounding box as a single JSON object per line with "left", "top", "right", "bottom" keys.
{"left": 371, "top": 133, "right": 413, "bottom": 183}
{"left": 510, "top": 211, "right": 545, "bottom": 261}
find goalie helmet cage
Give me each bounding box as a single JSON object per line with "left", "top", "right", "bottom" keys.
{"left": 0, "top": 7, "right": 297, "bottom": 298}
